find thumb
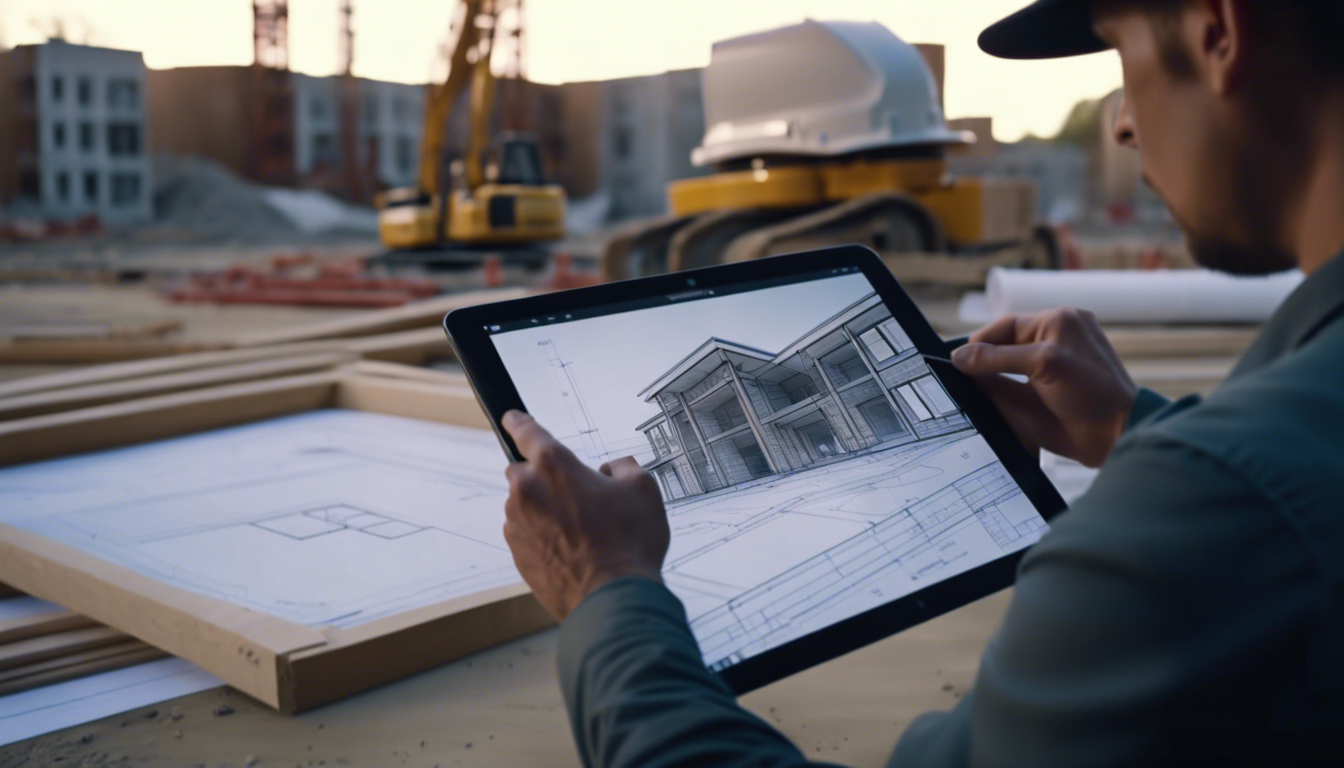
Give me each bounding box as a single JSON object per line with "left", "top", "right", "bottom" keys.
{"left": 952, "top": 342, "right": 1051, "bottom": 378}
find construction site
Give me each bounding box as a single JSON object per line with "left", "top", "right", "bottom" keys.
{"left": 0, "top": 0, "right": 1316, "bottom": 765}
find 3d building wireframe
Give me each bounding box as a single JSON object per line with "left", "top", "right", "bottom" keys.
{"left": 637, "top": 293, "right": 968, "bottom": 501}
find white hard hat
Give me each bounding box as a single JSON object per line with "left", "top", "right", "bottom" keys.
{"left": 691, "top": 20, "right": 969, "bottom": 167}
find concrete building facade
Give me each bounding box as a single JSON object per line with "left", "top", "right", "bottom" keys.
{"left": 290, "top": 74, "right": 424, "bottom": 189}
{"left": 0, "top": 41, "right": 151, "bottom": 223}
{"left": 638, "top": 294, "right": 969, "bottom": 502}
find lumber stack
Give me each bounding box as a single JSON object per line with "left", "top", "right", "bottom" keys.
{"left": 0, "top": 593, "right": 167, "bottom": 695}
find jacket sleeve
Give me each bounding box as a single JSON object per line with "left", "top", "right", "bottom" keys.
{"left": 886, "top": 435, "right": 1314, "bottom": 768}
{"left": 1125, "top": 387, "right": 1175, "bottom": 431}
{"left": 558, "top": 576, "right": 847, "bottom": 768}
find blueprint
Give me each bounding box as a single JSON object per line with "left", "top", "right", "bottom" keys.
{"left": 0, "top": 410, "right": 520, "bottom": 629}
{"left": 658, "top": 432, "right": 1046, "bottom": 668}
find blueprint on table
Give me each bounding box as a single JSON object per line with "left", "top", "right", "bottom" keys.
{"left": 0, "top": 410, "right": 520, "bottom": 629}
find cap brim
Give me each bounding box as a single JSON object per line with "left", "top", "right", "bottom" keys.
{"left": 978, "top": 0, "right": 1110, "bottom": 60}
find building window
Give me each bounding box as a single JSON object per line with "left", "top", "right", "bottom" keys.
{"left": 19, "top": 170, "right": 40, "bottom": 199}
{"left": 51, "top": 76, "right": 64, "bottom": 102}
{"left": 821, "top": 346, "right": 869, "bottom": 386}
{"left": 83, "top": 171, "right": 99, "bottom": 203}
{"left": 55, "top": 172, "right": 70, "bottom": 202}
{"left": 612, "top": 126, "right": 632, "bottom": 161}
{"left": 879, "top": 321, "right": 913, "bottom": 354}
{"left": 312, "top": 133, "right": 337, "bottom": 169}
{"left": 783, "top": 374, "right": 819, "bottom": 404}
{"left": 110, "top": 173, "right": 141, "bottom": 207}
{"left": 77, "top": 77, "right": 93, "bottom": 106}
{"left": 894, "top": 375, "right": 958, "bottom": 422}
{"left": 711, "top": 398, "right": 748, "bottom": 432}
{"left": 107, "top": 124, "right": 141, "bottom": 156}
{"left": 396, "top": 136, "right": 413, "bottom": 175}
{"left": 646, "top": 423, "right": 673, "bottom": 457}
{"left": 859, "top": 327, "right": 895, "bottom": 363}
{"left": 363, "top": 94, "right": 378, "bottom": 123}
{"left": 857, "top": 398, "right": 905, "bottom": 439}
{"left": 53, "top": 123, "right": 66, "bottom": 149}
{"left": 107, "top": 79, "right": 139, "bottom": 109}
{"left": 392, "top": 97, "right": 409, "bottom": 122}
{"left": 79, "top": 122, "right": 95, "bottom": 151}
{"left": 309, "top": 97, "right": 326, "bottom": 120}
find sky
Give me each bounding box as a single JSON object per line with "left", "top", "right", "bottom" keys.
{"left": 489, "top": 273, "right": 872, "bottom": 466}
{"left": 0, "top": 0, "right": 1122, "bottom": 142}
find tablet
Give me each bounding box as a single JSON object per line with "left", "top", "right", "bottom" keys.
{"left": 445, "top": 245, "right": 1066, "bottom": 694}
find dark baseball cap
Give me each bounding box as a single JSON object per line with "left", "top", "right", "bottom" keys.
{"left": 978, "top": 0, "right": 1111, "bottom": 59}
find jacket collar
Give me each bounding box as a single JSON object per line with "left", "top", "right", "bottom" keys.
{"left": 1230, "top": 250, "right": 1344, "bottom": 379}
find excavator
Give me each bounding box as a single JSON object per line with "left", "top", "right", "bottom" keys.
{"left": 601, "top": 20, "right": 1058, "bottom": 283}
{"left": 376, "top": 0, "right": 565, "bottom": 265}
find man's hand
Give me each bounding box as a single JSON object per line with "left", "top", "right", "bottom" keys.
{"left": 951, "top": 307, "right": 1137, "bottom": 468}
{"left": 500, "top": 410, "right": 670, "bottom": 621}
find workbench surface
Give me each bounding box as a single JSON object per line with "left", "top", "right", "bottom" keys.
{"left": 0, "top": 591, "right": 1010, "bottom": 767}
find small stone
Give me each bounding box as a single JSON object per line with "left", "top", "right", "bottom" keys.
{"left": 170, "top": 706, "right": 185, "bottom": 721}
{"left": 420, "top": 741, "right": 426, "bottom": 748}
{"left": 214, "top": 704, "right": 235, "bottom": 716}
{"left": 175, "top": 730, "right": 184, "bottom": 739}
{"left": 80, "top": 734, "right": 94, "bottom": 744}
{"left": 142, "top": 709, "right": 158, "bottom": 719}
{"left": 245, "top": 755, "right": 259, "bottom": 767}
{"left": 464, "top": 742, "right": 472, "bottom": 749}
{"left": 941, "top": 683, "right": 954, "bottom": 692}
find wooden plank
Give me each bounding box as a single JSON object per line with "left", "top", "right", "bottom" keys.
{"left": 341, "top": 326, "right": 454, "bottom": 365}
{"left": 0, "top": 372, "right": 341, "bottom": 467}
{"left": 0, "top": 609, "right": 98, "bottom": 644}
{"left": 0, "top": 338, "right": 228, "bottom": 364}
{"left": 0, "top": 350, "right": 355, "bottom": 421}
{"left": 0, "top": 341, "right": 347, "bottom": 401}
{"left": 0, "top": 642, "right": 168, "bottom": 696}
{"left": 0, "top": 626, "right": 130, "bottom": 672}
{"left": 339, "top": 359, "right": 468, "bottom": 387}
{"left": 233, "top": 288, "right": 529, "bottom": 347}
{"left": 334, "top": 377, "right": 490, "bottom": 430}
{"left": 281, "top": 583, "right": 551, "bottom": 713}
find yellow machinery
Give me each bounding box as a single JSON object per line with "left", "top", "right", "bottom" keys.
{"left": 601, "top": 21, "right": 1056, "bottom": 283}
{"left": 377, "top": 0, "right": 565, "bottom": 254}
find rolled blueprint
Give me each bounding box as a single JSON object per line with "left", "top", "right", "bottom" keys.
{"left": 984, "top": 268, "right": 1304, "bottom": 324}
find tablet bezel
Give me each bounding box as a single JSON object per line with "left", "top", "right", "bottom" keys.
{"left": 445, "top": 245, "right": 1066, "bottom": 695}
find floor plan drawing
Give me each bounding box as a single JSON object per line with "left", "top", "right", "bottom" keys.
{"left": 0, "top": 410, "right": 521, "bottom": 629}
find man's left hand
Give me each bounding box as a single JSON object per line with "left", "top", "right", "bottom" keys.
{"left": 501, "top": 410, "right": 670, "bottom": 621}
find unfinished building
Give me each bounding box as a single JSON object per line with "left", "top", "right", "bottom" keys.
{"left": 638, "top": 293, "right": 969, "bottom": 501}
{"left": 0, "top": 41, "right": 151, "bottom": 224}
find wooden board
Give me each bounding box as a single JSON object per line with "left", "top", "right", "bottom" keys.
{"left": 0, "top": 372, "right": 551, "bottom": 713}
{"left": 0, "top": 609, "right": 98, "bottom": 644}
{"left": 232, "top": 288, "right": 528, "bottom": 347}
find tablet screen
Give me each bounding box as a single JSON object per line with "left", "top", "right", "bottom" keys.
{"left": 486, "top": 267, "right": 1048, "bottom": 671}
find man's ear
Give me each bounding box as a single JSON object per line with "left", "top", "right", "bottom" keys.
{"left": 1192, "top": 0, "right": 1252, "bottom": 94}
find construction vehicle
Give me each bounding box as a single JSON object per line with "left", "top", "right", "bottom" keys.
{"left": 376, "top": 0, "right": 565, "bottom": 264}
{"left": 601, "top": 20, "right": 1058, "bottom": 283}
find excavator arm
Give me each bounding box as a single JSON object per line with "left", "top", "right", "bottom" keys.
{"left": 416, "top": 0, "right": 492, "bottom": 199}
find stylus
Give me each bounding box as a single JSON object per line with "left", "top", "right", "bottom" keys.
{"left": 922, "top": 354, "right": 955, "bottom": 367}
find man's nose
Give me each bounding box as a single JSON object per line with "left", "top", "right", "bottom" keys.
{"left": 1112, "top": 91, "right": 1138, "bottom": 149}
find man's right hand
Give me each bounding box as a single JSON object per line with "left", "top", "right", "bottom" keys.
{"left": 951, "top": 307, "right": 1137, "bottom": 468}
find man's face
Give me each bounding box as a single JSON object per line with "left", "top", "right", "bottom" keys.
{"left": 1093, "top": 2, "right": 1297, "bottom": 274}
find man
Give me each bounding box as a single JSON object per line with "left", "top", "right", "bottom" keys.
{"left": 498, "top": 0, "right": 1344, "bottom": 764}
